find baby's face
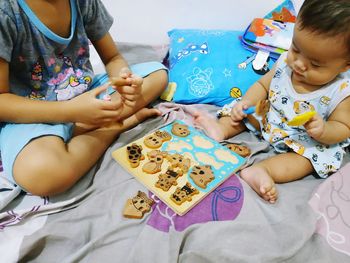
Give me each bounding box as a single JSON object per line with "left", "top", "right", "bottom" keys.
{"left": 286, "top": 22, "right": 349, "bottom": 89}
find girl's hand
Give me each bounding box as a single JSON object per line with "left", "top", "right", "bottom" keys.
{"left": 304, "top": 113, "right": 325, "bottom": 140}
{"left": 67, "top": 84, "right": 124, "bottom": 126}
{"left": 230, "top": 100, "right": 252, "bottom": 126}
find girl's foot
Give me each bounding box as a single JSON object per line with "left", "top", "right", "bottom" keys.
{"left": 73, "top": 108, "right": 161, "bottom": 136}
{"left": 120, "top": 108, "right": 162, "bottom": 131}
{"left": 240, "top": 166, "right": 278, "bottom": 203}
{"left": 102, "top": 107, "right": 161, "bottom": 132}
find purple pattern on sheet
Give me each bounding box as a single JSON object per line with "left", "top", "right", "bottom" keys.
{"left": 0, "top": 195, "right": 49, "bottom": 230}
{"left": 147, "top": 175, "right": 244, "bottom": 232}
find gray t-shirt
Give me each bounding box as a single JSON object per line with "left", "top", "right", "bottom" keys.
{"left": 0, "top": 0, "right": 113, "bottom": 101}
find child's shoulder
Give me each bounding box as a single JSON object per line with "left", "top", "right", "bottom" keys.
{"left": 330, "top": 70, "right": 350, "bottom": 97}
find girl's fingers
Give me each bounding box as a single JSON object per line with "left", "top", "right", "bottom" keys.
{"left": 121, "top": 93, "right": 139, "bottom": 101}
{"left": 131, "top": 74, "right": 143, "bottom": 86}
{"left": 109, "top": 77, "right": 132, "bottom": 86}
{"left": 93, "top": 84, "right": 109, "bottom": 97}
{"left": 99, "top": 98, "right": 123, "bottom": 111}
{"left": 119, "top": 67, "right": 132, "bottom": 77}
{"left": 113, "top": 84, "right": 138, "bottom": 95}
{"left": 122, "top": 99, "right": 136, "bottom": 107}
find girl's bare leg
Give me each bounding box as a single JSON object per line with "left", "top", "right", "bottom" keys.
{"left": 240, "top": 152, "right": 314, "bottom": 203}
{"left": 12, "top": 69, "right": 168, "bottom": 196}
{"left": 13, "top": 108, "right": 161, "bottom": 196}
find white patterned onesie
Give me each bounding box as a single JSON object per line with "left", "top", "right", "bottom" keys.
{"left": 221, "top": 52, "right": 350, "bottom": 178}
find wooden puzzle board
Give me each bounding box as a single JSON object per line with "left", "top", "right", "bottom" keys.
{"left": 112, "top": 121, "right": 246, "bottom": 216}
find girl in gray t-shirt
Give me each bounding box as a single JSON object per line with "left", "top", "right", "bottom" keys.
{"left": 0, "top": 0, "right": 168, "bottom": 196}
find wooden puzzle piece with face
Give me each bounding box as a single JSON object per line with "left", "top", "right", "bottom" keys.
{"left": 154, "top": 130, "right": 172, "bottom": 141}
{"left": 225, "top": 143, "right": 251, "bottom": 157}
{"left": 142, "top": 150, "right": 168, "bottom": 174}
{"left": 171, "top": 123, "right": 190, "bottom": 137}
{"left": 189, "top": 165, "right": 215, "bottom": 189}
{"left": 144, "top": 130, "right": 172, "bottom": 149}
{"left": 123, "top": 191, "right": 154, "bottom": 219}
{"left": 126, "top": 143, "right": 145, "bottom": 168}
{"left": 170, "top": 182, "right": 199, "bottom": 205}
{"left": 166, "top": 153, "right": 191, "bottom": 173}
{"left": 155, "top": 167, "right": 183, "bottom": 191}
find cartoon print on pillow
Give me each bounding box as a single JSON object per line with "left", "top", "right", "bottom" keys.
{"left": 169, "top": 42, "right": 209, "bottom": 68}
{"left": 186, "top": 67, "right": 214, "bottom": 98}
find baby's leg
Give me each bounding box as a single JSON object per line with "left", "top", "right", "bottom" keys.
{"left": 13, "top": 108, "right": 160, "bottom": 196}
{"left": 240, "top": 152, "right": 314, "bottom": 203}
{"left": 194, "top": 113, "right": 246, "bottom": 141}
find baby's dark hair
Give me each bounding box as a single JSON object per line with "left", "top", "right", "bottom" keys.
{"left": 298, "top": 0, "right": 350, "bottom": 55}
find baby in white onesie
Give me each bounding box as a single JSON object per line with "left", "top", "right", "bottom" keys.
{"left": 194, "top": 0, "right": 350, "bottom": 203}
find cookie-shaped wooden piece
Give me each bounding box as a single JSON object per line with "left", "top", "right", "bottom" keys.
{"left": 155, "top": 167, "right": 183, "bottom": 191}
{"left": 171, "top": 123, "right": 190, "bottom": 137}
{"left": 143, "top": 130, "right": 172, "bottom": 149}
{"left": 154, "top": 130, "right": 172, "bottom": 142}
{"left": 190, "top": 165, "right": 215, "bottom": 189}
{"left": 170, "top": 182, "right": 199, "bottom": 205}
{"left": 142, "top": 150, "right": 168, "bottom": 174}
{"left": 226, "top": 143, "right": 251, "bottom": 157}
{"left": 144, "top": 134, "right": 163, "bottom": 149}
{"left": 123, "top": 191, "right": 154, "bottom": 219}
{"left": 166, "top": 153, "right": 191, "bottom": 173}
{"left": 126, "top": 143, "right": 145, "bottom": 168}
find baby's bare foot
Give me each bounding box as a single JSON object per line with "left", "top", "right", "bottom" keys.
{"left": 240, "top": 166, "right": 278, "bottom": 203}
{"left": 193, "top": 111, "right": 225, "bottom": 141}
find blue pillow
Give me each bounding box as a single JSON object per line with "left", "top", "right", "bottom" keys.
{"left": 167, "top": 29, "right": 274, "bottom": 106}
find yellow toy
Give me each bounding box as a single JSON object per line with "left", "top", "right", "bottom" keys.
{"left": 287, "top": 111, "right": 316, "bottom": 126}
{"left": 160, "top": 82, "right": 177, "bottom": 101}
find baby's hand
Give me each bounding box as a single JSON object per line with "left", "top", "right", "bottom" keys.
{"left": 113, "top": 67, "right": 143, "bottom": 108}
{"left": 304, "top": 113, "right": 325, "bottom": 140}
{"left": 230, "top": 100, "right": 252, "bottom": 126}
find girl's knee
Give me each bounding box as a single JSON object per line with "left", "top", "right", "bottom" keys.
{"left": 13, "top": 155, "right": 76, "bottom": 196}
{"left": 149, "top": 69, "right": 168, "bottom": 86}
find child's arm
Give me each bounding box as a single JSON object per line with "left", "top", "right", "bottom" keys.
{"left": 92, "top": 33, "right": 165, "bottom": 118}
{"left": 230, "top": 66, "right": 275, "bottom": 125}
{"left": 0, "top": 58, "right": 128, "bottom": 125}
{"left": 305, "top": 96, "right": 350, "bottom": 145}
{"left": 242, "top": 66, "right": 275, "bottom": 104}
{"left": 92, "top": 33, "right": 130, "bottom": 77}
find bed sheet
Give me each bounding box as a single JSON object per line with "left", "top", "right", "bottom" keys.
{"left": 0, "top": 43, "right": 349, "bottom": 263}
